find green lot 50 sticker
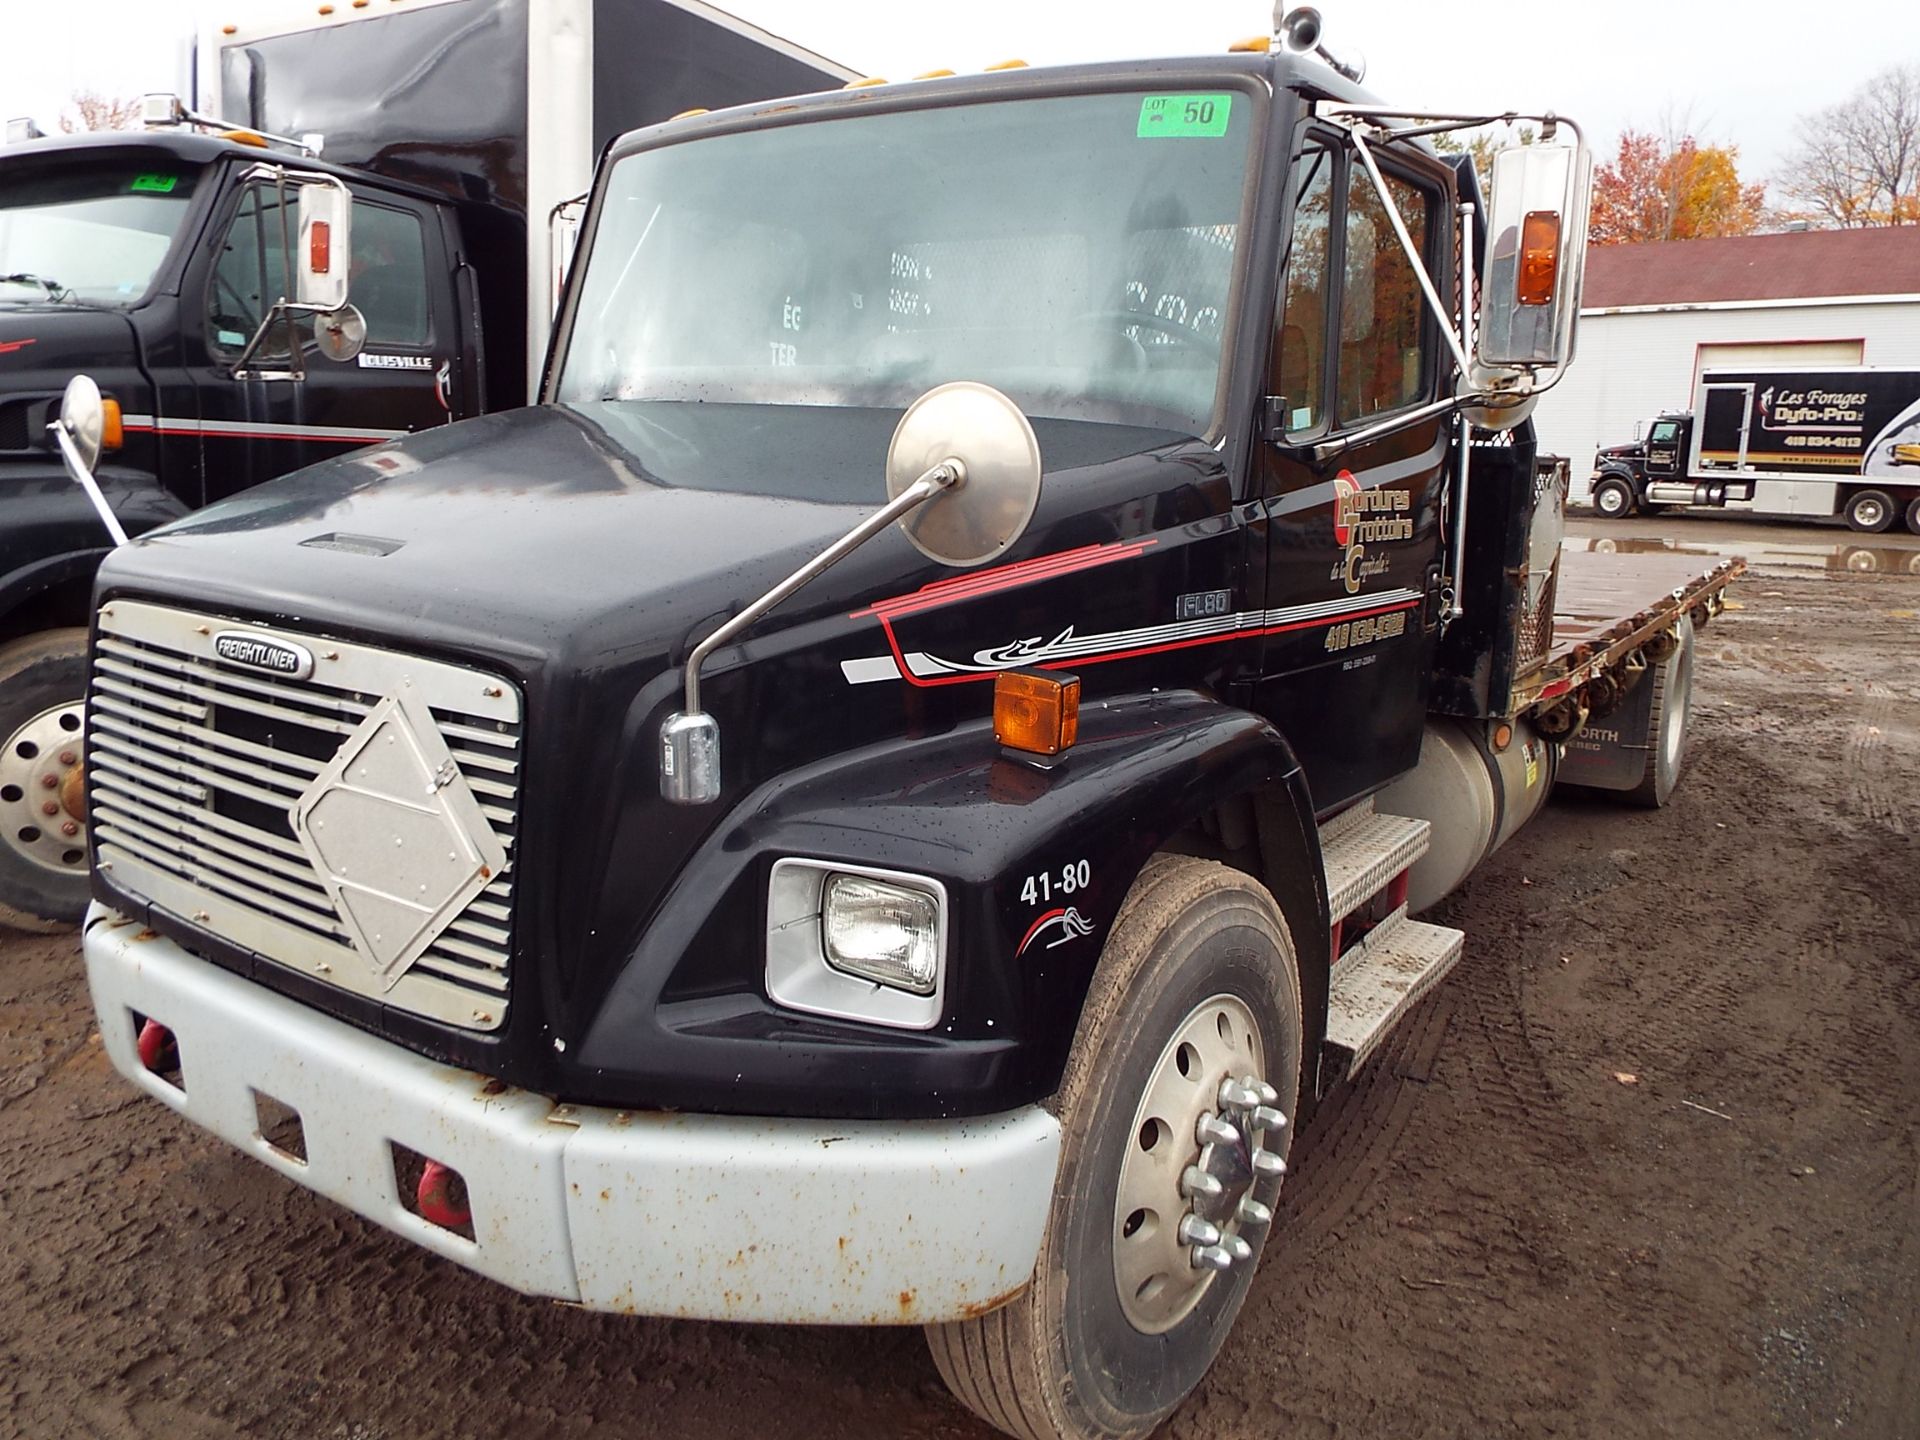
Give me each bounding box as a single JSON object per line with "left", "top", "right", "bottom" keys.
{"left": 1138, "top": 93, "right": 1232, "bottom": 138}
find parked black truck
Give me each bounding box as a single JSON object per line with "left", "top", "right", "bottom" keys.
{"left": 1589, "top": 365, "right": 1920, "bottom": 533}
{"left": 70, "top": 14, "right": 1739, "bottom": 1439}
{"left": 0, "top": 0, "right": 850, "bottom": 927}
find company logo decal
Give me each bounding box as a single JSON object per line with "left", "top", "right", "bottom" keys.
{"left": 1331, "top": 470, "right": 1413, "bottom": 596}
{"left": 212, "top": 631, "right": 315, "bottom": 680}
{"left": 1017, "top": 906, "right": 1096, "bottom": 956}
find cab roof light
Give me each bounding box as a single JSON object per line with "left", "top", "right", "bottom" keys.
{"left": 219, "top": 129, "right": 270, "bottom": 148}
{"left": 843, "top": 75, "right": 888, "bottom": 88}
{"left": 669, "top": 107, "right": 710, "bottom": 121}
{"left": 913, "top": 68, "right": 957, "bottom": 80}
{"left": 1518, "top": 210, "right": 1562, "bottom": 306}
{"left": 1227, "top": 35, "right": 1272, "bottom": 52}
{"left": 994, "top": 669, "right": 1080, "bottom": 757}
{"left": 983, "top": 58, "right": 1029, "bottom": 70}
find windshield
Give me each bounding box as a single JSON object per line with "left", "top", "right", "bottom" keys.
{"left": 0, "top": 160, "right": 203, "bottom": 306}
{"left": 557, "top": 88, "right": 1257, "bottom": 436}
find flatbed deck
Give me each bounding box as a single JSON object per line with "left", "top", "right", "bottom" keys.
{"left": 1513, "top": 548, "right": 1745, "bottom": 713}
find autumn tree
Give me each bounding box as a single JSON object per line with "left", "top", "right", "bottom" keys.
{"left": 1777, "top": 63, "right": 1920, "bottom": 226}
{"left": 1589, "top": 129, "right": 1765, "bottom": 244}
{"left": 59, "top": 91, "right": 141, "bottom": 134}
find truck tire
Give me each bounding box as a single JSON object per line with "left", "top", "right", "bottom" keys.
{"left": 1592, "top": 475, "right": 1634, "bottom": 519}
{"left": 0, "top": 630, "right": 93, "bottom": 932}
{"left": 1628, "top": 616, "right": 1694, "bottom": 809}
{"left": 1844, "top": 489, "right": 1896, "bottom": 534}
{"left": 926, "top": 855, "right": 1302, "bottom": 1440}
{"left": 1905, "top": 494, "right": 1920, "bottom": 536}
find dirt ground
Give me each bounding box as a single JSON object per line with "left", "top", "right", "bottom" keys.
{"left": 3, "top": 514, "right": 1918, "bottom": 1440}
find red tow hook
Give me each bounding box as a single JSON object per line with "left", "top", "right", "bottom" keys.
{"left": 416, "top": 1160, "right": 473, "bottom": 1230}
{"left": 136, "top": 1018, "right": 177, "bottom": 1072}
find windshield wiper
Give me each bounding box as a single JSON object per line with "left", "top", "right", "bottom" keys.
{"left": 0, "top": 272, "right": 72, "bottom": 301}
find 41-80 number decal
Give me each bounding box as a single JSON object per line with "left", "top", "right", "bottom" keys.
{"left": 1021, "top": 860, "right": 1092, "bottom": 905}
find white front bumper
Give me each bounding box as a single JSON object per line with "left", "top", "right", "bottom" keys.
{"left": 83, "top": 905, "right": 1060, "bottom": 1324}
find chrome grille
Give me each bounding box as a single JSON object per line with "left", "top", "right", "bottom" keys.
{"left": 88, "top": 600, "right": 522, "bottom": 1032}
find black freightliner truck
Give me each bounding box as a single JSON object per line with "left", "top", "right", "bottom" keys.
{"left": 0, "top": 0, "right": 850, "bottom": 928}
{"left": 69, "top": 15, "right": 1742, "bottom": 1439}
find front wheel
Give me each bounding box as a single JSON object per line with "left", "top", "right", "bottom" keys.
{"left": 927, "top": 855, "right": 1303, "bottom": 1440}
{"left": 0, "top": 629, "right": 93, "bottom": 932}
{"left": 1845, "top": 488, "right": 1896, "bottom": 534}
{"left": 1592, "top": 475, "right": 1635, "bottom": 519}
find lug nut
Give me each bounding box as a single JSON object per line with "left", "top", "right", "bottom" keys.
{"left": 1252, "top": 1105, "right": 1288, "bottom": 1132}
{"left": 59, "top": 751, "right": 76, "bottom": 766}
{"left": 61, "top": 821, "right": 78, "bottom": 837}
{"left": 1181, "top": 1165, "right": 1224, "bottom": 1201}
{"left": 1178, "top": 1214, "right": 1221, "bottom": 1248}
{"left": 1242, "top": 1075, "right": 1278, "bottom": 1107}
{"left": 1223, "top": 1233, "right": 1253, "bottom": 1263}
{"left": 1191, "top": 1244, "right": 1233, "bottom": 1272}
{"left": 1217, "top": 1078, "right": 1259, "bottom": 1111}
{"left": 1251, "top": 1148, "right": 1287, "bottom": 1179}
{"left": 41, "top": 801, "right": 59, "bottom": 816}
{"left": 1196, "top": 1114, "right": 1240, "bottom": 1148}
{"left": 40, "top": 774, "right": 58, "bottom": 789}
{"left": 1237, "top": 1196, "right": 1273, "bottom": 1227}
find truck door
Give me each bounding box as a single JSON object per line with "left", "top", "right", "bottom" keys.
{"left": 189, "top": 175, "right": 459, "bottom": 504}
{"left": 1251, "top": 134, "right": 1450, "bottom": 809}
{"left": 1644, "top": 417, "right": 1685, "bottom": 475}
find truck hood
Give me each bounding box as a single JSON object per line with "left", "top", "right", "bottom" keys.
{"left": 102, "top": 400, "right": 1188, "bottom": 677}
{"left": 0, "top": 305, "right": 145, "bottom": 416}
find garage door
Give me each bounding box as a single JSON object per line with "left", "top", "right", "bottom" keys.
{"left": 1696, "top": 339, "right": 1863, "bottom": 381}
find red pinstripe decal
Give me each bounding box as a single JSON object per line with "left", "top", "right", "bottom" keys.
{"left": 881, "top": 598, "right": 1422, "bottom": 689}
{"left": 852, "top": 539, "right": 1156, "bottom": 621}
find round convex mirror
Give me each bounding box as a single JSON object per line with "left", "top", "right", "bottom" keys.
{"left": 886, "top": 382, "right": 1042, "bottom": 568}
{"left": 58, "top": 374, "right": 106, "bottom": 475}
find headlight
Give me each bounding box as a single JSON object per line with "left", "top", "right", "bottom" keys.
{"left": 766, "top": 859, "right": 948, "bottom": 1030}
{"left": 822, "top": 874, "right": 940, "bottom": 995}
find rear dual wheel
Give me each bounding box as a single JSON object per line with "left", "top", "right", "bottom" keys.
{"left": 1905, "top": 494, "right": 1920, "bottom": 537}
{"left": 1845, "top": 489, "right": 1896, "bottom": 534}
{"left": 928, "top": 856, "right": 1303, "bottom": 1440}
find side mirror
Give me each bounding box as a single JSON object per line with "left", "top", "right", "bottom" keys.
{"left": 50, "top": 375, "right": 130, "bottom": 546}
{"left": 1475, "top": 142, "right": 1591, "bottom": 375}
{"left": 886, "top": 382, "right": 1042, "bottom": 567}
{"left": 296, "top": 180, "right": 352, "bottom": 312}
{"left": 661, "top": 382, "right": 1043, "bottom": 804}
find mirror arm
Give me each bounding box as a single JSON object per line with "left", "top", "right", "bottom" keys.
{"left": 49, "top": 421, "right": 131, "bottom": 547}
{"left": 1307, "top": 395, "right": 1462, "bottom": 464}
{"left": 681, "top": 459, "right": 962, "bottom": 717}
{"left": 1444, "top": 199, "right": 1477, "bottom": 627}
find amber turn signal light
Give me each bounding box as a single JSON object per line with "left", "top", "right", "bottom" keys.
{"left": 1518, "top": 210, "right": 1561, "bottom": 306}
{"left": 994, "top": 669, "right": 1080, "bottom": 757}
{"left": 100, "top": 396, "right": 123, "bottom": 451}
{"left": 309, "top": 219, "right": 332, "bottom": 275}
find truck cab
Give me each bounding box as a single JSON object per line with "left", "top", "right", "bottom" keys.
{"left": 69, "top": 23, "right": 1733, "bottom": 1440}
{"left": 1591, "top": 410, "right": 1691, "bottom": 516}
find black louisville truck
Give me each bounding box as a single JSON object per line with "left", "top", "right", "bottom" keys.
{"left": 0, "top": 0, "right": 849, "bottom": 928}
{"left": 69, "top": 12, "right": 1738, "bottom": 1439}
{"left": 1590, "top": 365, "right": 1920, "bottom": 533}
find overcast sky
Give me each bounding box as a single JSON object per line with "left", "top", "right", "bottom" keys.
{"left": 4, "top": 0, "right": 1913, "bottom": 196}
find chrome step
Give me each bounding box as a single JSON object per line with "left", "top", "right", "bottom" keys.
{"left": 1322, "top": 906, "right": 1466, "bottom": 1081}
{"left": 1319, "top": 799, "right": 1431, "bottom": 922}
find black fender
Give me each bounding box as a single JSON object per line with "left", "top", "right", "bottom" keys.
{"left": 0, "top": 464, "right": 189, "bottom": 633}
{"left": 569, "top": 690, "right": 1330, "bottom": 1120}
{"left": 0, "top": 461, "right": 190, "bottom": 630}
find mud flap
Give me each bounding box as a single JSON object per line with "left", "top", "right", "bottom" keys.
{"left": 1554, "top": 667, "right": 1657, "bottom": 791}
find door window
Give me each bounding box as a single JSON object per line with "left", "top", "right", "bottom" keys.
{"left": 1273, "top": 144, "right": 1334, "bottom": 434}
{"left": 1338, "top": 168, "right": 1429, "bottom": 422}
{"left": 1649, "top": 421, "right": 1680, "bottom": 444}
{"left": 208, "top": 191, "right": 431, "bottom": 357}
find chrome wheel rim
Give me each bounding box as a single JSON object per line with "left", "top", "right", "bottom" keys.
{"left": 0, "top": 701, "right": 88, "bottom": 876}
{"left": 1855, "top": 497, "right": 1886, "bottom": 528}
{"left": 1113, "top": 993, "right": 1286, "bottom": 1335}
{"left": 1598, "top": 486, "right": 1626, "bottom": 516}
